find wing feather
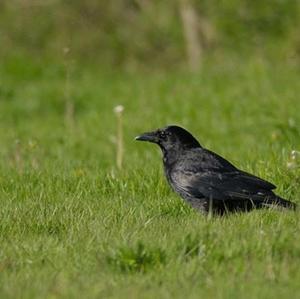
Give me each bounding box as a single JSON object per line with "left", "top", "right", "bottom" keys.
{"left": 169, "top": 148, "right": 276, "bottom": 202}
{"left": 171, "top": 170, "right": 276, "bottom": 202}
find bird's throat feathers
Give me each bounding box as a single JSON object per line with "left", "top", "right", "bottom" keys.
{"left": 161, "top": 146, "right": 184, "bottom": 168}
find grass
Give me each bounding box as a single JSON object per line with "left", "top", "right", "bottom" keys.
{"left": 0, "top": 58, "right": 299, "bottom": 298}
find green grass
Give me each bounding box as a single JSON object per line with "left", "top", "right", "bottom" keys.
{"left": 0, "top": 59, "right": 300, "bottom": 298}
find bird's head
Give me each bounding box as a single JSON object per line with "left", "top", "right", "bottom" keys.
{"left": 135, "top": 125, "right": 201, "bottom": 153}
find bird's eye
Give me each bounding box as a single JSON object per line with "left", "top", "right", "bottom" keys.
{"left": 159, "top": 131, "right": 167, "bottom": 139}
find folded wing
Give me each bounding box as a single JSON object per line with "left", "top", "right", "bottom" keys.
{"left": 172, "top": 169, "right": 276, "bottom": 202}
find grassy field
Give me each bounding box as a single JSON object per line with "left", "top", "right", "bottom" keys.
{"left": 0, "top": 59, "right": 300, "bottom": 299}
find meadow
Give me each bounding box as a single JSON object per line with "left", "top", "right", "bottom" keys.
{"left": 0, "top": 58, "right": 300, "bottom": 298}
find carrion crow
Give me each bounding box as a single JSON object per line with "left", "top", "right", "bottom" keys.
{"left": 135, "top": 125, "right": 296, "bottom": 215}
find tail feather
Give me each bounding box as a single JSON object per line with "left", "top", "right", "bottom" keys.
{"left": 262, "top": 195, "right": 297, "bottom": 210}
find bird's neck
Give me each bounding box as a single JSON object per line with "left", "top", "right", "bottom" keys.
{"left": 162, "top": 148, "right": 181, "bottom": 168}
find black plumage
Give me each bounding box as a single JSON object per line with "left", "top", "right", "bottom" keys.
{"left": 135, "top": 125, "right": 296, "bottom": 215}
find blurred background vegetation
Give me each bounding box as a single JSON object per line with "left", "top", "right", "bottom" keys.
{"left": 1, "top": 0, "right": 300, "bottom": 72}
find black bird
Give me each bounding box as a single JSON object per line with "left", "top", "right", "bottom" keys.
{"left": 135, "top": 125, "right": 296, "bottom": 214}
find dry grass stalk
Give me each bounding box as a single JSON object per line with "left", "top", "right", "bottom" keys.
{"left": 114, "top": 105, "right": 124, "bottom": 170}
{"left": 179, "top": 0, "right": 203, "bottom": 71}
{"left": 63, "top": 47, "right": 75, "bottom": 128}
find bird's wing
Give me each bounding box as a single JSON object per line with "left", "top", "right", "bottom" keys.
{"left": 171, "top": 170, "right": 276, "bottom": 202}
{"left": 171, "top": 148, "right": 276, "bottom": 201}
{"left": 237, "top": 170, "right": 276, "bottom": 190}
{"left": 197, "top": 149, "right": 275, "bottom": 189}
{"left": 180, "top": 148, "right": 238, "bottom": 173}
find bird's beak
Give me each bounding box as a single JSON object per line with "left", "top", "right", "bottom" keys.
{"left": 135, "top": 131, "right": 158, "bottom": 143}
